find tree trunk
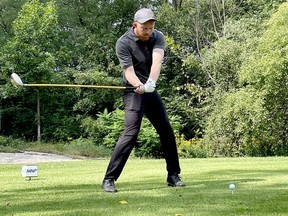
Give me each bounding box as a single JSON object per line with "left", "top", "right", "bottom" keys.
{"left": 37, "top": 90, "right": 41, "bottom": 142}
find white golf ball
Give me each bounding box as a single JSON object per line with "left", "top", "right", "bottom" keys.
{"left": 229, "top": 183, "right": 235, "bottom": 190}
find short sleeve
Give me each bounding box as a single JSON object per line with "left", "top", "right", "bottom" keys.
{"left": 115, "top": 40, "right": 133, "bottom": 69}
{"left": 153, "top": 30, "right": 165, "bottom": 50}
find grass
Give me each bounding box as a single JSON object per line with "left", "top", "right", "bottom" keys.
{"left": 1, "top": 157, "right": 288, "bottom": 216}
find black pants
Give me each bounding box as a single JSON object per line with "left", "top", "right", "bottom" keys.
{"left": 104, "top": 91, "right": 181, "bottom": 181}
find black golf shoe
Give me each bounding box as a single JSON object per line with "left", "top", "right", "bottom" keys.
{"left": 167, "top": 174, "right": 186, "bottom": 187}
{"left": 102, "top": 179, "right": 117, "bottom": 193}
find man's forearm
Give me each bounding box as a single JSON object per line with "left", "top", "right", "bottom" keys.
{"left": 149, "top": 48, "right": 164, "bottom": 82}
{"left": 124, "top": 66, "right": 143, "bottom": 87}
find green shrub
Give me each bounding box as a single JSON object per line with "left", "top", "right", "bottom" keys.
{"left": 64, "top": 137, "right": 112, "bottom": 158}
{"left": 204, "top": 89, "right": 269, "bottom": 157}
{"left": 176, "top": 135, "right": 209, "bottom": 158}
{"left": 0, "top": 136, "right": 27, "bottom": 152}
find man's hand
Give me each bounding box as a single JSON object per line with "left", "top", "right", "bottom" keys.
{"left": 134, "top": 85, "right": 145, "bottom": 94}
{"left": 144, "top": 78, "right": 156, "bottom": 93}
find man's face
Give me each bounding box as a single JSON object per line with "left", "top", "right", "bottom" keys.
{"left": 133, "top": 20, "right": 155, "bottom": 41}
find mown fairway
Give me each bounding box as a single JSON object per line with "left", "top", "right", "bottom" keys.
{"left": 1, "top": 157, "right": 288, "bottom": 216}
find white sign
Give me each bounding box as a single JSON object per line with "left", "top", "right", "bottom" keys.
{"left": 22, "top": 165, "right": 38, "bottom": 177}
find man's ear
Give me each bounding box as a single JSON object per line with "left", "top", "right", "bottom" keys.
{"left": 133, "top": 21, "right": 138, "bottom": 28}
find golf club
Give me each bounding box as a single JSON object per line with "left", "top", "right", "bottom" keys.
{"left": 11, "top": 73, "right": 134, "bottom": 90}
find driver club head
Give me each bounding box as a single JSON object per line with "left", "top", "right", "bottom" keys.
{"left": 11, "top": 73, "right": 24, "bottom": 86}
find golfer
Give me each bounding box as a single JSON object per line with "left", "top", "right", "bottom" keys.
{"left": 102, "top": 8, "right": 185, "bottom": 192}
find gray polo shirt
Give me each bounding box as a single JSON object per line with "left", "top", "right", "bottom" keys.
{"left": 116, "top": 27, "right": 165, "bottom": 86}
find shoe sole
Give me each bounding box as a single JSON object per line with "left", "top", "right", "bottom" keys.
{"left": 167, "top": 182, "right": 186, "bottom": 187}
{"left": 103, "top": 189, "right": 117, "bottom": 193}
{"left": 101, "top": 185, "right": 117, "bottom": 193}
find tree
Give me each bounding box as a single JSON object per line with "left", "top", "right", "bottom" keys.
{"left": 239, "top": 2, "right": 288, "bottom": 155}
{"left": 0, "top": 0, "right": 61, "bottom": 141}
{"left": 203, "top": 2, "right": 288, "bottom": 156}
{"left": 0, "top": 0, "right": 27, "bottom": 45}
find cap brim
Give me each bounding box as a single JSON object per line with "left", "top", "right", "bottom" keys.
{"left": 137, "top": 18, "right": 156, "bottom": 23}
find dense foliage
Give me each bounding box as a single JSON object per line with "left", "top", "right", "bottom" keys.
{"left": 0, "top": 0, "right": 287, "bottom": 157}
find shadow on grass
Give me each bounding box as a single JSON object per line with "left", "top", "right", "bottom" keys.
{"left": 207, "top": 167, "right": 288, "bottom": 176}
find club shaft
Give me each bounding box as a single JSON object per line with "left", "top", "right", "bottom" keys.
{"left": 24, "top": 83, "right": 129, "bottom": 89}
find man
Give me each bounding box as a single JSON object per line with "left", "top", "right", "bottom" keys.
{"left": 102, "top": 8, "right": 185, "bottom": 193}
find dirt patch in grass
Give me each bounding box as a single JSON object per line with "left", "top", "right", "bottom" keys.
{"left": 0, "top": 151, "right": 80, "bottom": 164}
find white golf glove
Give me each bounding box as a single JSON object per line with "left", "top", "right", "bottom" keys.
{"left": 144, "top": 78, "right": 156, "bottom": 93}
